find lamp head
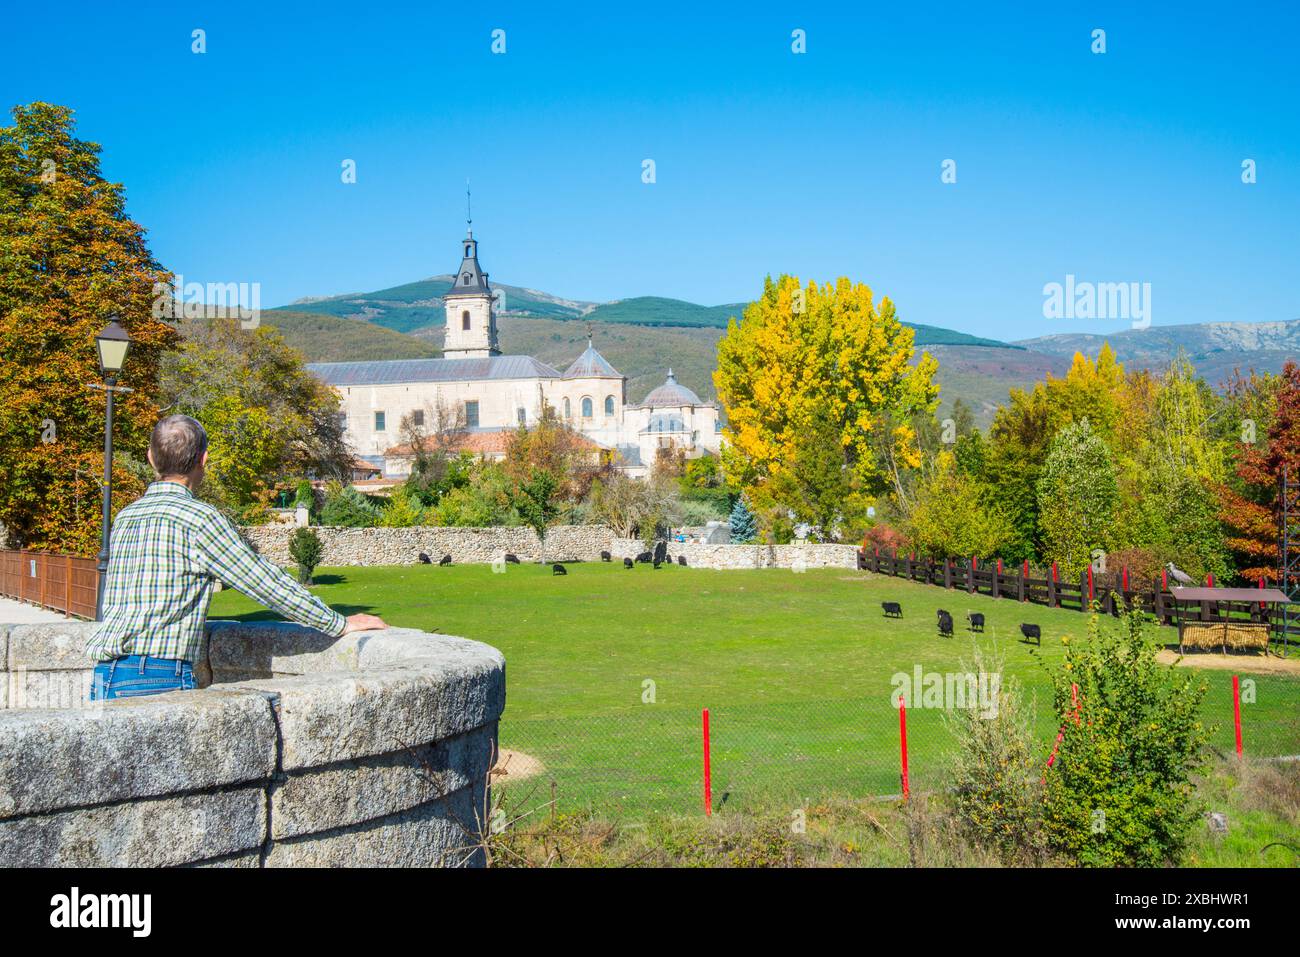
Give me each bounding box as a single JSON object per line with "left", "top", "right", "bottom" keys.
{"left": 95, "top": 319, "right": 131, "bottom": 376}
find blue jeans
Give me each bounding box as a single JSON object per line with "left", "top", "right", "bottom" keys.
{"left": 89, "top": 655, "right": 196, "bottom": 701}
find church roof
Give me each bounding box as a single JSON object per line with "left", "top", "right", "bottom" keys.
{"left": 635, "top": 369, "right": 710, "bottom": 409}
{"left": 307, "top": 355, "right": 561, "bottom": 386}
{"left": 563, "top": 339, "right": 622, "bottom": 378}
{"left": 443, "top": 233, "right": 491, "bottom": 298}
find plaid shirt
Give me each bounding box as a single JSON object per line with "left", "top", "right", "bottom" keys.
{"left": 87, "top": 482, "right": 346, "bottom": 663}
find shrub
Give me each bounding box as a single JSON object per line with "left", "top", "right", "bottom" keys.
{"left": 319, "top": 483, "right": 380, "bottom": 528}
{"left": 378, "top": 487, "right": 425, "bottom": 527}
{"left": 862, "top": 521, "right": 908, "bottom": 555}
{"left": 945, "top": 651, "right": 1048, "bottom": 865}
{"left": 680, "top": 496, "right": 729, "bottom": 526}
{"left": 288, "top": 527, "right": 323, "bottom": 585}
{"left": 1042, "top": 609, "right": 1208, "bottom": 866}
{"left": 433, "top": 462, "right": 521, "bottom": 527}
{"left": 292, "top": 479, "right": 316, "bottom": 512}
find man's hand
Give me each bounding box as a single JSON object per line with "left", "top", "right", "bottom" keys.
{"left": 342, "top": 613, "right": 388, "bottom": 635}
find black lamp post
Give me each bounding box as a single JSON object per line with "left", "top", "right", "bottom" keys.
{"left": 94, "top": 319, "right": 131, "bottom": 620}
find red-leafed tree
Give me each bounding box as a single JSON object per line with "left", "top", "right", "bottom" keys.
{"left": 1219, "top": 361, "right": 1300, "bottom": 582}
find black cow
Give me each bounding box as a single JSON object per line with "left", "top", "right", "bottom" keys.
{"left": 968, "top": 612, "right": 985, "bottom": 633}
{"left": 653, "top": 541, "right": 668, "bottom": 565}
{"left": 600, "top": 550, "right": 612, "bottom": 562}
{"left": 1020, "top": 623, "right": 1041, "bottom": 646}
{"left": 623, "top": 557, "right": 635, "bottom": 569}
{"left": 937, "top": 610, "right": 954, "bottom": 637}
{"left": 439, "top": 554, "right": 453, "bottom": 566}
{"left": 677, "top": 555, "right": 687, "bottom": 566}
{"left": 636, "top": 551, "right": 652, "bottom": 563}
{"left": 882, "top": 602, "right": 903, "bottom": 619}
{"left": 505, "top": 554, "right": 520, "bottom": 564}
{"left": 552, "top": 564, "right": 567, "bottom": 576}
{"left": 417, "top": 552, "right": 432, "bottom": 565}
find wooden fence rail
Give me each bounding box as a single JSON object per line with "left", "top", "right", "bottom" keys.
{"left": 859, "top": 547, "right": 1299, "bottom": 649}
{"left": 0, "top": 549, "right": 99, "bottom": 620}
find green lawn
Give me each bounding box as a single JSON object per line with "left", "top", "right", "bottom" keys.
{"left": 209, "top": 563, "right": 1300, "bottom": 819}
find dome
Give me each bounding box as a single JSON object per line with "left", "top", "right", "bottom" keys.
{"left": 640, "top": 369, "right": 702, "bottom": 408}
{"left": 563, "top": 338, "right": 621, "bottom": 378}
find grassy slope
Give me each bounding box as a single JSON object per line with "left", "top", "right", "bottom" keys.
{"left": 209, "top": 564, "right": 1299, "bottom": 817}
{"left": 259, "top": 310, "right": 440, "bottom": 362}
{"left": 494, "top": 316, "right": 724, "bottom": 403}
{"left": 927, "top": 344, "right": 1073, "bottom": 424}
{"left": 584, "top": 297, "right": 747, "bottom": 328}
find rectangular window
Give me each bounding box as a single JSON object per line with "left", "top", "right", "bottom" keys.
{"left": 374, "top": 411, "right": 386, "bottom": 432}
{"left": 412, "top": 409, "right": 424, "bottom": 427}
{"left": 465, "top": 400, "right": 480, "bottom": 429}
{"left": 517, "top": 407, "right": 526, "bottom": 426}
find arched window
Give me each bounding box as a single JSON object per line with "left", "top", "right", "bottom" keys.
{"left": 462, "top": 310, "right": 471, "bottom": 330}
{"left": 563, "top": 398, "right": 571, "bottom": 418}
{"left": 604, "top": 395, "right": 615, "bottom": 416}
{"left": 581, "top": 397, "right": 593, "bottom": 418}
{"left": 465, "top": 244, "right": 472, "bottom": 257}
{"left": 462, "top": 272, "right": 471, "bottom": 285}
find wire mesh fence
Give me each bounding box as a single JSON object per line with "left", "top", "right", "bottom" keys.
{"left": 495, "top": 675, "right": 1299, "bottom": 823}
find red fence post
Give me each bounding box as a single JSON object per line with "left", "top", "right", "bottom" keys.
{"left": 1232, "top": 676, "right": 1243, "bottom": 759}
{"left": 1259, "top": 576, "right": 1266, "bottom": 612}
{"left": 1207, "top": 572, "right": 1215, "bottom": 588}
{"left": 1122, "top": 566, "right": 1129, "bottom": 592}
{"left": 702, "top": 708, "right": 712, "bottom": 816}
{"left": 898, "top": 696, "right": 910, "bottom": 800}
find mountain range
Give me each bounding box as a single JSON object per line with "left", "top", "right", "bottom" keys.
{"left": 266, "top": 280, "right": 1298, "bottom": 425}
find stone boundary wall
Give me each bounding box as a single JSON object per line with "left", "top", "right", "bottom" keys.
{"left": 240, "top": 525, "right": 859, "bottom": 571}
{"left": 242, "top": 524, "right": 615, "bottom": 566}
{"left": 0, "top": 620, "right": 505, "bottom": 867}
{"left": 610, "top": 539, "right": 860, "bottom": 570}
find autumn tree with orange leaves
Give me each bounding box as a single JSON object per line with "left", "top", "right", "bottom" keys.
{"left": 0, "top": 102, "right": 178, "bottom": 553}
{"left": 1220, "top": 361, "right": 1300, "bottom": 583}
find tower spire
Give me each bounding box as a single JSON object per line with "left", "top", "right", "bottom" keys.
{"left": 466, "top": 179, "right": 472, "bottom": 238}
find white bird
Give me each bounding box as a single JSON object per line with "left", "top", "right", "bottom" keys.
{"left": 1166, "top": 562, "right": 1194, "bottom": 586}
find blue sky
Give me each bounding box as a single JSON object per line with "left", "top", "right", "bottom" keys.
{"left": 3, "top": 1, "right": 1297, "bottom": 341}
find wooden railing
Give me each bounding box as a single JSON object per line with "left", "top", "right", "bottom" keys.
{"left": 859, "top": 548, "right": 1299, "bottom": 649}
{"left": 0, "top": 549, "right": 99, "bottom": 620}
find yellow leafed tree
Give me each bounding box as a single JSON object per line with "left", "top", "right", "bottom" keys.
{"left": 714, "top": 275, "right": 938, "bottom": 533}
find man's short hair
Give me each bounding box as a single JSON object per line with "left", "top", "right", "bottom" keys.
{"left": 149, "top": 415, "right": 208, "bottom": 477}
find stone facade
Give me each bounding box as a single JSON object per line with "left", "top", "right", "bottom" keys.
{"left": 0, "top": 620, "right": 505, "bottom": 867}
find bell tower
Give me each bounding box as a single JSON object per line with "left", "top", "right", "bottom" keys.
{"left": 442, "top": 186, "right": 500, "bottom": 358}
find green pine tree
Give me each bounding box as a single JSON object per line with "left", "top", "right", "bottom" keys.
{"left": 729, "top": 494, "right": 758, "bottom": 544}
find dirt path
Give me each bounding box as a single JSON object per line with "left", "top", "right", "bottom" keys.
{"left": 1157, "top": 648, "right": 1300, "bottom": 675}
{"left": 490, "top": 749, "right": 545, "bottom": 784}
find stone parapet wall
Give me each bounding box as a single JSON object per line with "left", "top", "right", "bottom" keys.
{"left": 0, "top": 620, "right": 505, "bottom": 867}
{"left": 242, "top": 524, "right": 615, "bottom": 566}
{"left": 609, "top": 539, "right": 860, "bottom": 570}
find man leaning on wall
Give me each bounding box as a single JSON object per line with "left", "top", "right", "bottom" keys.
{"left": 86, "top": 414, "right": 386, "bottom": 700}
